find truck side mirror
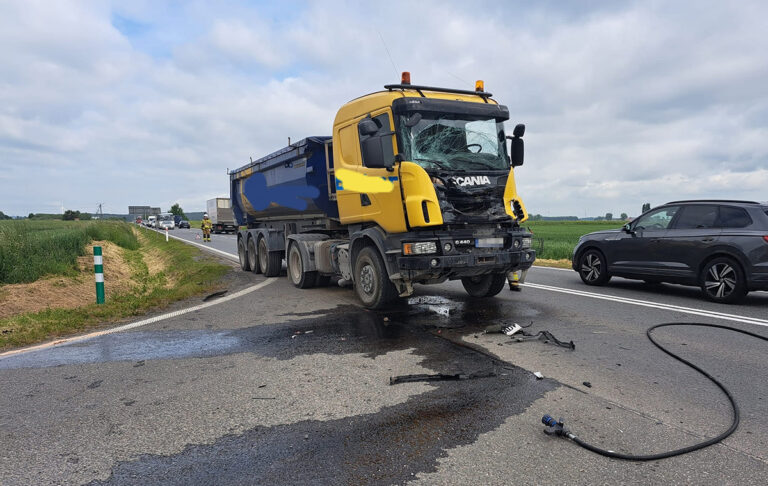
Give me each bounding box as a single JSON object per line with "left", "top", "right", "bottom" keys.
{"left": 361, "top": 136, "right": 395, "bottom": 171}
{"left": 508, "top": 123, "right": 525, "bottom": 167}
{"left": 359, "top": 118, "right": 379, "bottom": 136}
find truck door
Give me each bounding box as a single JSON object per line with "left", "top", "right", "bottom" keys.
{"left": 334, "top": 110, "right": 407, "bottom": 233}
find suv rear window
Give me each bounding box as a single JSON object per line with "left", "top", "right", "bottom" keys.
{"left": 718, "top": 206, "right": 752, "bottom": 228}
{"left": 675, "top": 205, "right": 718, "bottom": 229}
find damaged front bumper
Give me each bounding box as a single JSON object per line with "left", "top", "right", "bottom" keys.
{"left": 397, "top": 248, "right": 535, "bottom": 273}
{"left": 390, "top": 229, "right": 536, "bottom": 281}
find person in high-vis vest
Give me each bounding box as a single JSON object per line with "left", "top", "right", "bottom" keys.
{"left": 508, "top": 269, "right": 527, "bottom": 291}
{"left": 201, "top": 213, "right": 213, "bottom": 242}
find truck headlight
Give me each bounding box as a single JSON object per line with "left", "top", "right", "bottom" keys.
{"left": 522, "top": 237, "right": 532, "bottom": 249}
{"left": 403, "top": 241, "right": 438, "bottom": 255}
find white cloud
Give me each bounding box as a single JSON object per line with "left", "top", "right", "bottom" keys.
{"left": 0, "top": 0, "right": 766, "bottom": 217}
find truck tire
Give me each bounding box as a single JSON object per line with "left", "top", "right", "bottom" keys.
{"left": 354, "top": 246, "right": 397, "bottom": 309}
{"left": 238, "top": 237, "right": 251, "bottom": 271}
{"left": 287, "top": 243, "right": 317, "bottom": 289}
{"left": 461, "top": 273, "right": 507, "bottom": 298}
{"left": 259, "top": 236, "right": 282, "bottom": 277}
{"left": 247, "top": 237, "right": 261, "bottom": 274}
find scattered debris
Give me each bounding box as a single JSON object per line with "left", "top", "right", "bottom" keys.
{"left": 389, "top": 370, "right": 496, "bottom": 385}
{"left": 502, "top": 324, "right": 523, "bottom": 336}
{"left": 510, "top": 330, "right": 575, "bottom": 350}
{"left": 291, "top": 330, "right": 314, "bottom": 339}
{"left": 484, "top": 324, "right": 504, "bottom": 334}
{"left": 533, "top": 372, "right": 544, "bottom": 380}
{"left": 203, "top": 290, "right": 228, "bottom": 302}
{"left": 583, "top": 381, "right": 592, "bottom": 388}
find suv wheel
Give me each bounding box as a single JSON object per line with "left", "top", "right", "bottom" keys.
{"left": 578, "top": 249, "right": 611, "bottom": 286}
{"left": 700, "top": 257, "right": 747, "bottom": 304}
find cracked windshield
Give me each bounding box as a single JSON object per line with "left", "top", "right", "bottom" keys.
{"left": 398, "top": 114, "right": 509, "bottom": 171}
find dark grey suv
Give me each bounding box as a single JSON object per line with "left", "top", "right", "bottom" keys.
{"left": 572, "top": 200, "right": 768, "bottom": 303}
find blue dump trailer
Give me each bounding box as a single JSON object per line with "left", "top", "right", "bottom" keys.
{"left": 231, "top": 137, "right": 338, "bottom": 225}
{"left": 230, "top": 77, "right": 535, "bottom": 308}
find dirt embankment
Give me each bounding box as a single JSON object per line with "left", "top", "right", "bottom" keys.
{"left": 0, "top": 241, "right": 143, "bottom": 319}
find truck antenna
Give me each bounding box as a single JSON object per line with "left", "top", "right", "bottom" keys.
{"left": 376, "top": 28, "right": 399, "bottom": 78}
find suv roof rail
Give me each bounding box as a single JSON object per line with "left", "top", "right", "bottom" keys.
{"left": 665, "top": 199, "right": 760, "bottom": 205}
{"left": 384, "top": 84, "right": 493, "bottom": 100}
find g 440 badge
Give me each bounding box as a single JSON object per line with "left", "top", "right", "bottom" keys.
{"left": 452, "top": 175, "right": 491, "bottom": 186}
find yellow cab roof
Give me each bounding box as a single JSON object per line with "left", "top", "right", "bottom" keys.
{"left": 334, "top": 88, "right": 500, "bottom": 127}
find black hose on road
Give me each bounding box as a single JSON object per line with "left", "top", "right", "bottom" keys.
{"left": 543, "top": 322, "right": 767, "bottom": 461}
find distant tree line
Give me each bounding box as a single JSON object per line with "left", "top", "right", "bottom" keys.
{"left": 0, "top": 210, "right": 12, "bottom": 220}
{"left": 62, "top": 210, "right": 91, "bottom": 221}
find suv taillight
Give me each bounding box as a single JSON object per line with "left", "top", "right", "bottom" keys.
{"left": 763, "top": 235, "right": 768, "bottom": 243}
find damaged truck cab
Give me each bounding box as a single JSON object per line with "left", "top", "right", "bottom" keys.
{"left": 232, "top": 73, "right": 535, "bottom": 308}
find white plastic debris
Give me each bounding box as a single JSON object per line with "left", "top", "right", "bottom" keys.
{"left": 503, "top": 324, "right": 523, "bottom": 336}
{"left": 533, "top": 371, "right": 544, "bottom": 379}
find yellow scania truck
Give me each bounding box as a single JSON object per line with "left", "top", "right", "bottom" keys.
{"left": 231, "top": 73, "right": 535, "bottom": 308}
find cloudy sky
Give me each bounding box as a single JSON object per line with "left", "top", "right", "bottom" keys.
{"left": 1, "top": 0, "right": 767, "bottom": 217}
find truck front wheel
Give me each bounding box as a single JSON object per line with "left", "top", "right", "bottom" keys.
{"left": 461, "top": 273, "right": 507, "bottom": 298}
{"left": 259, "top": 236, "right": 282, "bottom": 277}
{"left": 288, "top": 243, "right": 317, "bottom": 289}
{"left": 354, "top": 246, "right": 397, "bottom": 309}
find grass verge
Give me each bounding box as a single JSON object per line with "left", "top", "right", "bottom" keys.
{"left": 0, "top": 227, "right": 228, "bottom": 350}
{"left": 0, "top": 220, "right": 139, "bottom": 284}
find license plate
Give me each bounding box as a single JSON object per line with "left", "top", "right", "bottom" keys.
{"left": 475, "top": 237, "right": 504, "bottom": 248}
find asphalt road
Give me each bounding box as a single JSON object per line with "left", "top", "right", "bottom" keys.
{"left": 1, "top": 226, "right": 766, "bottom": 484}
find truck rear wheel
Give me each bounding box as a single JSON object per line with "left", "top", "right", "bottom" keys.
{"left": 461, "top": 273, "right": 507, "bottom": 298}
{"left": 288, "top": 243, "right": 317, "bottom": 289}
{"left": 247, "top": 237, "right": 261, "bottom": 274}
{"left": 259, "top": 236, "right": 282, "bottom": 277}
{"left": 354, "top": 246, "right": 397, "bottom": 309}
{"left": 238, "top": 237, "right": 251, "bottom": 271}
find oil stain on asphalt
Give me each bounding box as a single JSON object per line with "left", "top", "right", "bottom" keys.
{"left": 5, "top": 296, "right": 555, "bottom": 485}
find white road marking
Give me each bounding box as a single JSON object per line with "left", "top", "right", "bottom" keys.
{"left": 166, "top": 232, "right": 239, "bottom": 261}
{"left": 533, "top": 265, "right": 571, "bottom": 272}
{"left": 524, "top": 282, "right": 768, "bottom": 328}
{"left": 0, "top": 278, "right": 277, "bottom": 359}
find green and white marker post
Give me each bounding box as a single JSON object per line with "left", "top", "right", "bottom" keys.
{"left": 93, "top": 246, "right": 105, "bottom": 304}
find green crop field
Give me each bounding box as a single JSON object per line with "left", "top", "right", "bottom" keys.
{"left": 526, "top": 220, "right": 624, "bottom": 260}
{"left": 0, "top": 220, "right": 139, "bottom": 285}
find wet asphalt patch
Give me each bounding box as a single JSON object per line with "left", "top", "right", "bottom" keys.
{"left": 0, "top": 295, "right": 538, "bottom": 370}
{"left": 87, "top": 308, "right": 556, "bottom": 485}
{"left": 6, "top": 295, "right": 556, "bottom": 484}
